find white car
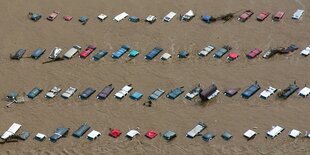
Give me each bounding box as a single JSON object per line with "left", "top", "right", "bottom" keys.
{"left": 49, "top": 47, "right": 62, "bottom": 59}
{"left": 198, "top": 45, "right": 215, "bottom": 57}
{"left": 292, "top": 9, "right": 304, "bottom": 20}
{"left": 300, "top": 45, "right": 310, "bottom": 56}
{"left": 160, "top": 53, "right": 171, "bottom": 60}
{"left": 115, "top": 85, "right": 133, "bottom": 99}
{"left": 181, "top": 10, "right": 195, "bottom": 21}
{"left": 126, "top": 129, "right": 140, "bottom": 139}
{"left": 97, "top": 13, "right": 108, "bottom": 21}
{"left": 61, "top": 87, "right": 77, "bottom": 99}
{"left": 163, "top": 12, "right": 176, "bottom": 22}
{"left": 87, "top": 130, "right": 101, "bottom": 140}
{"left": 298, "top": 87, "right": 310, "bottom": 97}
{"left": 145, "top": 15, "right": 157, "bottom": 24}
{"left": 64, "top": 45, "right": 82, "bottom": 59}
{"left": 259, "top": 86, "right": 277, "bottom": 99}
{"left": 45, "top": 86, "right": 62, "bottom": 98}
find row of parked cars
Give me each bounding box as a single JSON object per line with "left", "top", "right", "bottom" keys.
{"left": 27, "top": 9, "right": 305, "bottom": 24}
{"left": 7, "top": 81, "right": 310, "bottom": 105}
{"left": 1, "top": 122, "right": 309, "bottom": 143}
{"left": 10, "top": 43, "right": 308, "bottom": 62}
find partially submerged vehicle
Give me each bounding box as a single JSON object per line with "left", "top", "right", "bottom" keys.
{"left": 167, "top": 87, "right": 184, "bottom": 100}
{"left": 266, "top": 125, "right": 284, "bottom": 138}
{"left": 10, "top": 49, "right": 26, "bottom": 60}
{"left": 97, "top": 84, "right": 114, "bottom": 100}
{"left": 278, "top": 82, "right": 299, "bottom": 99}
{"left": 28, "top": 12, "right": 42, "bottom": 21}
{"left": 130, "top": 91, "right": 143, "bottom": 100}
{"left": 259, "top": 86, "right": 277, "bottom": 99}
{"left": 272, "top": 11, "right": 285, "bottom": 21}
{"left": 87, "top": 130, "right": 101, "bottom": 140}
{"left": 163, "top": 12, "right": 176, "bottom": 22}
{"left": 202, "top": 132, "right": 215, "bottom": 142}
{"left": 145, "top": 47, "right": 163, "bottom": 60}
{"left": 246, "top": 48, "right": 262, "bottom": 59}
{"left": 181, "top": 10, "right": 195, "bottom": 21}
{"left": 80, "top": 45, "right": 96, "bottom": 58}
{"left": 1, "top": 123, "right": 22, "bottom": 140}
{"left": 289, "top": 129, "right": 301, "bottom": 138}
{"left": 49, "top": 47, "right": 62, "bottom": 59}
{"left": 63, "top": 15, "right": 73, "bottom": 21}
{"left": 61, "top": 87, "right": 77, "bottom": 99}
{"left": 292, "top": 9, "right": 304, "bottom": 20}
{"left": 113, "top": 12, "right": 128, "bottom": 22}
{"left": 298, "top": 87, "right": 310, "bottom": 97}
{"left": 257, "top": 11, "right": 270, "bottom": 21}
{"left": 129, "top": 16, "right": 140, "bottom": 23}
{"left": 49, "top": 127, "right": 69, "bottom": 142}
{"left": 178, "top": 51, "right": 189, "bottom": 58}
{"left": 79, "top": 16, "right": 88, "bottom": 25}
{"left": 31, "top": 48, "right": 46, "bottom": 59}
{"left": 63, "top": 45, "right": 82, "bottom": 59}
{"left": 126, "top": 129, "right": 140, "bottom": 139}
{"left": 35, "top": 133, "right": 46, "bottom": 141}
{"left": 128, "top": 50, "right": 139, "bottom": 58}
{"left": 262, "top": 47, "right": 285, "bottom": 59}
{"left": 160, "top": 53, "right": 172, "bottom": 60}
{"left": 45, "top": 86, "right": 61, "bottom": 98}
{"left": 163, "top": 131, "right": 176, "bottom": 141}
{"left": 243, "top": 129, "right": 257, "bottom": 140}
{"left": 186, "top": 122, "right": 207, "bottom": 138}
{"left": 79, "top": 88, "right": 96, "bottom": 99}
{"left": 221, "top": 132, "right": 233, "bottom": 141}
{"left": 241, "top": 82, "right": 261, "bottom": 99}
{"left": 149, "top": 88, "right": 165, "bottom": 100}
{"left": 145, "top": 15, "right": 157, "bottom": 24}
{"left": 227, "top": 52, "right": 239, "bottom": 61}
{"left": 199, "top": 84, "right": 220, "bottom": 101}
{"left": 198, "top": 45, "right": 215, "bottom": 57}
{"left": 97, "top": 13, "right": 108, "bottom": 21}
{"left": 93, "top": 50, "right": 108, "bottom": 61}
{"left": 283, "top": 44, "right": 298, "bottom": 53}
{"left": 114, "top": 84, "right": 133, "bottom": 99}
{"left": 27, "top": 87, "right": 43, "bottom": 99}
{"left": 112, "top": 45, "right": 130, "bottom": 59}
{"left": 213, "top": 45, "right": 232, "bottom": 58}
{"left": 300, "top": 45, "right": 310, "bottom": 56}
{"left": 109, "top": 129, "right": 122, "bottom": 138}
{"left": 238, "top": 10, "right": 254, "bottom": 22}
{"left": 224, "top": 88, "right": 240, "bottom": 97}
{"left": 72, "top": 123, "right": 90, "bottom": 138}
{"left": 145, "top": 130, "right": 158, "bottom": 139}
{"left": 185, "top": 85, "right": 202, "bottom": 100}
{"left": 47, "top": 11, "right": 60, "bottom": 21}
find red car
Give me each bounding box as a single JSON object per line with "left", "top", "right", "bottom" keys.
{"left": 64, "top": 15, "right": 73, "bottom": 21}
{"left": 227, "top": 52, "right": 239, "bottom": 61}
{"left": 47, "top": 11, "right": 60, "bottom": 21}
{"left": 109, "top": 129, "right": 122, "bottom": 138}
{"left": 145, "top": 130, "right": 158, "bottom": 139}
{"left": 238, "top": 10, "right": 254, "bottom": 22}
{"left": 246, "top": 48, "right": 262, "bottom": 59}
{"left": 257, "top": 11, "right": 270, "bottom": 21}
{"left": 272, "top": 11, "right": 285, "bottom": 21}
{"left": 79, "top": 45, "right": 96, "bottom": 58}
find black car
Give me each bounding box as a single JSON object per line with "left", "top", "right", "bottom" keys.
{"left": 10, "top": 49, "right": 26, "bottom": 60}
{"left": 72, "top": 124, "right": 90, "bottom": 138}
{"left": 79, "top": 88, "right": 96, "bottom": 99}
{"left": 49, "top": 127, "right": 69, "bottom": 143}
{"left": 31, "top": 48, "right": 46, "bottom": 59}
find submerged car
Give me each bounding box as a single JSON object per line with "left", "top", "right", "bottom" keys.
{"left": 80, "top": 45, "right": 96, "bottom": 58}
{"left": 145, "top": 15, "right": 157, "bottom": 24}
{"left": 149, "top": 88, "right": 165, "bottom": 100}
{"left": 79, "top": 88, "right": 96, "bottom": 99}
{"left": 238, "top": 10, "right": 254, "bottom": 22}
{"left": 27, "top": 87, "right": 43, "bottom": 99}
{"left": 72, "top": 124, "right": 91, "bottom": 138}
{"left": 272, "top": 11, "right": 285, "bottom": 21}
{"left": 31, "top": 48, "right": 46, "bottom": 59}
{"left": 61, "top": 87, "right": 77, "bottom": 99}
{"left": 246, "top": 48, "right": 262, "bottom": 59}
{"left": 241, "top": 83, "right": 261, "bottom": 99}
{"left": 167, "top": 87, "right": 184, "bottom": 100}
{"left": 47, "top": 11, "right": 60, "bottom": 21}
{"left": 257, "top": 11, "right": 270, "bottom": 21}
{"left": 64, "top": 45, "right": 82, "bottom": 59}
{"left": 278, "top": 83, "right": 299, "bottom": 99}
{"left": 49, "top": 127, "right": 69, "bottom": 142}
{"left": 92, "top": 50, "right": 108, "bottom": 61}
{"left": 97, "top": 84, "right": 114, "bottom": 100}
{"left": 28, "top": 12, "right": 42, "bottom": 21}
{"left": 45, "top": 86, "right": 62, "bottom": 98}
{"left": 145, "top": 47, "right": 163, "bottom": 60}
{"left": 79, "top": 16, "right": 89, "bottom": 25}
{"left": 213, "top": 45, "right": 232, "bottom": 58}
{"left": 10, "top": 49, "right": 26, "bottom": 60}
{"left": 49, "top": 47, "right": 62, "bottom": 59}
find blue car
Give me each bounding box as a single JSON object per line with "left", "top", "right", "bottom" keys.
{"left": 145, "top": 47, "right": 163, "bottom": 60}
{"left": 31, "top": 48, "right": 46, "bottom": 59}
{"left": 72, "top": 124, "right": 91, "bottom": 138}
{"left": 27, "top": 87, "right": 43, "bottom": 99}
{"left": 93, "top": 50, "right": 108, "bottom": 61}
{"left": 213, "top": 46, "right": 232, "bottom": 58}
{"left": 49, "top": 127, "right": 69, "bottom": 143}
{"left": 241, "top": 83, "right": 261, "bottom": 99}
{"left": 167, "top": 87, "right": 184, "bottom": 100}
{"left": 112, "top": 45, "right": 130, "bottom": 59}
{"left": 79, "top": 16, "right": 88, "bottom": 25}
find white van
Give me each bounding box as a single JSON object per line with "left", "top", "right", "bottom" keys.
{"left": 113, "top": 12, "right": 128, "bottom": 22}
{"left": 64, "top": 45, "right": 82, "bottom": 59}
{"left": 292, "top": 9, "right": 304, "bottom": 20}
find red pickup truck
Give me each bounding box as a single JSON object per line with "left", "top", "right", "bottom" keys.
{"left": 246, "top": 48, "right": 262, "bottom": 59}
{"left": 79, "top": 45, "right": 96, "bottom": 58}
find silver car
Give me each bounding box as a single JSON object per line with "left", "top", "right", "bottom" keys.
{"left": 61, "top": 87, "right": 77, "bottom": 99}
{"left": 49, "top": 47, "right": 62, "bottom": 59}
{"left": 63, "top": 45, "right": 82, "bottom": 59}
